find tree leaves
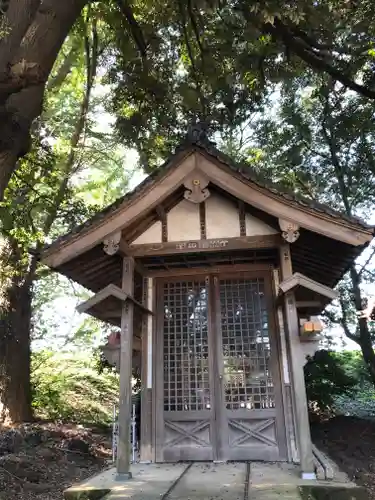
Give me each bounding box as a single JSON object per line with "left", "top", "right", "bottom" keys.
{"left": 252, "top": 73, "right": 375, "bottom": 382}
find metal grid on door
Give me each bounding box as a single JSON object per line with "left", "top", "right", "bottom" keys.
{"left": 219, "top": 277, "right": 275, "bottom": 410}
{"left": 163, "top": 280, "right": 210, "bottom": 412}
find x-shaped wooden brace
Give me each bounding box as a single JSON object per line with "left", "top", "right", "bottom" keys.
{"left": 165, "top": 420, "right": 211, "bottom": 447}
{"left": 229, "top": 418, "right": 277, "bottom": 448}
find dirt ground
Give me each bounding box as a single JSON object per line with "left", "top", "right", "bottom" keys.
{"left": 0, "top": 422, "right": 112, "bottom": 500}
{"left": 311, "top": 415, "right": 375, "bottom": 499}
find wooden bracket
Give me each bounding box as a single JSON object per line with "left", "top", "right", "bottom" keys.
{"left": 279, "top": 219, "right": 300, "bottom": 243}
{"left": 103, "top": 231, "right": 121, "bottom": 255}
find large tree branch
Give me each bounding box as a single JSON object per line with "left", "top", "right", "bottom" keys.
{"left": 0, "top": 0, "right": 41, "bottom": 73}
{"left": 358, "top": 246, "right": 375, "bottom": 278}
{"left": 0, "top": 0, "right": 88, "bottom": 201}
{"left": 177, "top": 1, "right": 207, "bottom": 114}
{"left": 339, "top": 298, "right": 360, "bottom": 344}
{"left": 47, "top": 38, "right": 80, "bottom": 92}
{"left": 264, "top": 19, "right": 375, "bottom": 100}
{"left": 115, "top": 0, "right": 148, "bottom": 60}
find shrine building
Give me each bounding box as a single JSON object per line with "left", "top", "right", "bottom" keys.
{"left": 40, "top": 131, "right": 374, "bottom": 479}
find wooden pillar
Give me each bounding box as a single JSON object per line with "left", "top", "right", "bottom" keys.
{"left": 140, "top": 277, "right": 153, "bottom": 462}
{"left": 279, "top": 243, "right": 316, "bottom": 479}
{"left": 273, "top": 269, "right": 298, "bottom": 463}
{"left": 116, "top": 257, "right": 134, "bottom": 479}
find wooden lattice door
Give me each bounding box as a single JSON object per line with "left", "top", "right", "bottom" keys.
{"left": 155, "top": 277, "right": 215, "bottom": 461}
{"left": 155, "top": 272, "right": 286, "bottom": 462}
{"left": 216, "top": 274, "right": 286, "bottom": 461}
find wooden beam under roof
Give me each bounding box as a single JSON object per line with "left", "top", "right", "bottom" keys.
{"left": 127, "top": 234, "right": 282, "bottom": 257}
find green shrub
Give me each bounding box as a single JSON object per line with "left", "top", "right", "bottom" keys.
{"left": 304, "top": 350, "right": 357, "bottom": 414}
{"left": 31, "top": 350, "right": 119, "bottom": 424}
{"left": 334, "top": 382, "right": 375, "bottom": 419}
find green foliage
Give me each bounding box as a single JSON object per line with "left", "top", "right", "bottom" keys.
{"left": 250, "top": 71, "right": 375, "bottom": 381}
{"left": 304, "top": 350, "right": 375, "bottom": 420}
{"left": 334, "top": 381, "right": 375, "bottom": 420}
{"left": 101, "top": 0, "right": 375, "bottom": 169}
{"left": 1, "top": 10, "right": 133, "bottom": 375}
{"left": 31, "top": 350, "right": 119, "bottom": 424}
{"left": 304, "top": 350, "right": 358, "bottom": 413}
{"left": 253, "top": 77, "right": 375, "bottom": 210}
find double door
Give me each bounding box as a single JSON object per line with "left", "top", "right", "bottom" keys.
{"left": 155, "top": 271, "right": 286, "bottom": 462}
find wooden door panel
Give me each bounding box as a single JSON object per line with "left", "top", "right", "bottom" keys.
{"left": 156, "top": 277, "right": 215, "bottom": 461}
{"left": 163, "top": 413, "right": 213, "bottom": 461}
{"left": 217, "top": 275, "right": 286, "bottom": 461}
{"left": 227, "top": 415, "right": 279, "bottom": 461}
{"left": 155, "top": 271, "right": 286, "bottom": 462}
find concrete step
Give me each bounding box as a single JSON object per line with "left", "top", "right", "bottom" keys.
{"left": 167, "top": 462, "right": 247, "bottom": 500}
{"left": 64, "top": 464, "right": 187, "bottom": 500}
{"left": 64, "top": 462, "right": 370, "bottom": 500}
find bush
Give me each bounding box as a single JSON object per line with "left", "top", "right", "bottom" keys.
{"left": 334, "top": 382, "right": 375, "bottom": 419}
{"left": 31, "top": 350, "right": 119, "bottom": 424}
{"left": 304, "top": 350, "right": 357, "bottom": 415}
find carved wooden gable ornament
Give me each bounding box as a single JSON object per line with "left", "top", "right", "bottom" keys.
{"left": 183, "top": 171, "right": 210, "bottom": 204}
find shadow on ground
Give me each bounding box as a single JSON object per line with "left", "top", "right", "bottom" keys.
{"left": 299, "top": 486, "right": 369, "bottom": 500}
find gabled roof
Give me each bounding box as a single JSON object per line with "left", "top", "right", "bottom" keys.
{"left": 42, "top": 138, "right": 373, "bottom": 258}
{"left": 40, "top": 135, "right": 374, "bottom": 288}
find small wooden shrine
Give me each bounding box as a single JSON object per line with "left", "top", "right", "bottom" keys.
{"left": 41, "top": 127, "right": 374, "bottom": 479}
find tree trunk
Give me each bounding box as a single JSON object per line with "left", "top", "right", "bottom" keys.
{"left": 0, "top": 15, "right": 99, "bottom": 421}
{"left": 350, "top": 266, "right": 375, "bottom": 386}
{"left": 322, "top": 93, "right": 375, "bottom": 386}
{"left": 0, "top": 0, "right": 88, "bottom": 201}
{"left": 0, "top": 243, "right": 33, "bottom": 422}
{"left": 0, "top": 283, "right": 33, "bottom": 422}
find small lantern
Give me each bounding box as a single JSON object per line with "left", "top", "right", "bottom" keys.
{"left": 300, "top": 317, "right": 324, "bottom": 336}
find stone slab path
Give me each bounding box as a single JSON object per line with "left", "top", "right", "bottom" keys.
{"left": 168, "top": 462, "right": 247, "bottom": 500}
{"left": 65, "top": 462, "right": 368, "bottom": 500}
